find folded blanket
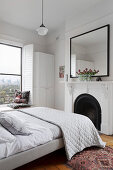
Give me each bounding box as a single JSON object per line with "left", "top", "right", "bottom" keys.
{"left": 20, "top": 107, "right": 106, "bottom": 160}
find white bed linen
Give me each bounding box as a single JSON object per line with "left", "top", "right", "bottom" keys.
{"left": 6, "top": 111, "right": 62, "bottom": 139}
{"left": 0, "top": 111, "right": 62, "bottom": 160}
{"left": 0, "top": 125, "right": 15, "bottom": 144}
{"left": 20, "top": 107, "right": 106, "bottom": 160}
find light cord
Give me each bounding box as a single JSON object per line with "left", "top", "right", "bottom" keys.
{"left": 42, "top": 0, "right": 43, "bottom": 25}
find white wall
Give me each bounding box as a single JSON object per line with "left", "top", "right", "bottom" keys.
{"left": 64, "top": 2, "right": 113, "bottom": 111}
{"left": 46, "top": 1, "right": 113, "bottom": 111}
{"left": 0, "top": 20, "right": 49, "bottom": 107}
{"left": 0, "top": 20, "right": 65, "bottom": 110}
{"left": 65, "top": 13, "right": 113, "bottom": 82}
{"left": 1, "top": 1, "right": 113, "bottom": 111}
{"left": 46, "top": 32, "right": 65, "bottom": 110}
{"left": 0, "top": 20, "right": 47, "bottom": 52}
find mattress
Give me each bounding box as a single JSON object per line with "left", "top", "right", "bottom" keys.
{"left": 0, "top": 110, "right": 62, "bottom": 160}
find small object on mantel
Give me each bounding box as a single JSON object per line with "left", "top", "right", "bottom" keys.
{"left": 96, "top": 77, "right": 102, "bottom": 81}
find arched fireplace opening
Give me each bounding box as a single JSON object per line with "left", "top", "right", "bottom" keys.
{"left": 74, "top": 93, "right": 101, "bottom": 131}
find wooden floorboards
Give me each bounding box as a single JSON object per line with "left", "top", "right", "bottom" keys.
{"left": 100, "top": 134, "right": 113, "bottom": 148}
{"left": 16, "top": 134, "right": 113, "bottom": 170}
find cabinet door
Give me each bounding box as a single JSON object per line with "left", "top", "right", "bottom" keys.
{"left": 33, "top": 87, "right": 39, "bottom": 106}
{"left": 46, "top": 55, "right": 54, "bottom": 88}
{"left": 46, "top": 55, "right": 54, "bottom": 108}
{"left": 34, "top": 52, "right": 54, "bottom": 107}
{"left": 39, "top": 88, "right": 47, "bottom": 107}
{"left": 39, "top": 53, "right": 48, "bottom": 88}
{"left": 46, "top": 88, "right": 54, "bottom": 108}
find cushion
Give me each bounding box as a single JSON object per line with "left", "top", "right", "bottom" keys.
{"left": 14, "top": 90, "right": 30, "bottom": 104}
{"left": 14, "top": 98, "right": 27, "bottom": 103}
{"left": 0, "top": 113, "right": 32, "bottom": 135}
{"left": 21, "top": 91, "right": 30, "bottom": 103}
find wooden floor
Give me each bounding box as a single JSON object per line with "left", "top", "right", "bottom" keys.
{"left": 16, "top": 134, "right": 113, "bottom": 170}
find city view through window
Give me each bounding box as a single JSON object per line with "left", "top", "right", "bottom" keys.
{"left": 0, "top": 44, "right": 21, "bottom": 104}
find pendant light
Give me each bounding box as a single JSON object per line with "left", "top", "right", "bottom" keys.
{"left": 36, "top": 0, "right": 48, "bottom": 36}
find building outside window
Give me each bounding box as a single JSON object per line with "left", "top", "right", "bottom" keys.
{"left": 0, "top": 43, "right": 22, "bottom": 104}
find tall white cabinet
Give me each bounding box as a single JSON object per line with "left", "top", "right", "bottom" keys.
{"left": 33, "top": 52, "right": 54, "bottom": 108}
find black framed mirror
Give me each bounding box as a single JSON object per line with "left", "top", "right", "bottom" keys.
{"left": 70, "top": 25, "right": 110, "bottom": 78}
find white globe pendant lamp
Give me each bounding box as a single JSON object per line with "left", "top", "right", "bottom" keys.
{"left": 36, "top": 0, "right": 48, "bottom": 36}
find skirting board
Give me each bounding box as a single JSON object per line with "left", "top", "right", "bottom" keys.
{"left": 0, "top": 138, "right": 64, "bottom": 170}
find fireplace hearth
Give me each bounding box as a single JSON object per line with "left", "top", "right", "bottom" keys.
{"left": 74, "top": 93, "right": 101, "bottom": 130}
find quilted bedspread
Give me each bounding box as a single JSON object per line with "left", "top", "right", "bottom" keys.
{"left": 20, "top": 107, "right": 106, "bottom": 160}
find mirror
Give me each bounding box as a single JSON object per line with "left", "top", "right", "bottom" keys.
{"left": 70, "top": 25, "right": 110, "bottom": 78}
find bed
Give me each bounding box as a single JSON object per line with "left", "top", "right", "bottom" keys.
{"left": 0, "top": 107, "right": 105, "bottom": 170}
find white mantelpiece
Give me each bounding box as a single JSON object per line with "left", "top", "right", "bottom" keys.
{"left": 65, "top": 81, "right": 113, "bottom": 135}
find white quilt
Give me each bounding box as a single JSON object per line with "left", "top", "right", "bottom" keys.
{"left": 0, "top": 111, "right": 53, "bottom": 159}
{"left": 20, "top": 107, "right": 106, "bottom": 160}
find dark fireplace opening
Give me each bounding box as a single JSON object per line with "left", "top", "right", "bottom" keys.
{"left": 74, "top": 93, "right": 101, "bottom": 131}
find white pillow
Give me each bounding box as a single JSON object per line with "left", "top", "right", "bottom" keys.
{"left": 0, "top": 124, "right": 15, "bottom": 143}
{"left": 0, "top": 113, "right": 32, "bottom": 136}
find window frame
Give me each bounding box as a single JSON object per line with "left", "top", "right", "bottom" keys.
{"left": 0, "top": 42, "right": 22, "bottom": 91}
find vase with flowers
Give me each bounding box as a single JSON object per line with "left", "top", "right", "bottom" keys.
{"left": 76, "top": 68, "right": 99, "bottom": 81}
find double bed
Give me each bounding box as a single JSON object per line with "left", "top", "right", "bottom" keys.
{"left": 0, "top": 107, "right": 105, "bottom": 170}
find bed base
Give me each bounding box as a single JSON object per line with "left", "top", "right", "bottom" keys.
{"left": 0, "top": 138, "right": 64, "bottom": 170}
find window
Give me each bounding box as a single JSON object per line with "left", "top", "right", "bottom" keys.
{"left": 0, "top": 43, "right": 22, "bottom": 104}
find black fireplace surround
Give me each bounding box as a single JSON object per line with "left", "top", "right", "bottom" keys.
{"left": 74, "top": 94, "right": 101, "bottom": 131}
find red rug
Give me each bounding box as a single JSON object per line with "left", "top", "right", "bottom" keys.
{"left": 67, "top": 146, "right": 113, "bottom": 170}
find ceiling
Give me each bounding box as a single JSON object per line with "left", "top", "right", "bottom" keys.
{"left": 0, "top": 0, "right": 103, "bottom": 33}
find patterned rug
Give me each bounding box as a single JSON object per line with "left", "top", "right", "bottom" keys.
{"left": 67, "top": 146, "right": 113, "bottom": 170}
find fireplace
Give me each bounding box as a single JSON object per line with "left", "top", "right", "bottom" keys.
{"left": 74, "top": 93, "right": 101, "bottom": 131}
{"left": 66, "top": 82, "right": 113, "bottom": 135}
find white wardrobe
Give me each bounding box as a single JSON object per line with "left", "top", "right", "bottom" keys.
{"left": 33, "top": 52, "right": 54, "bottom": 108}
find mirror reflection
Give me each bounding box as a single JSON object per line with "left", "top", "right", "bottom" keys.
{"left": 70, "top": 25, "right": 109, "bottom": 78}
